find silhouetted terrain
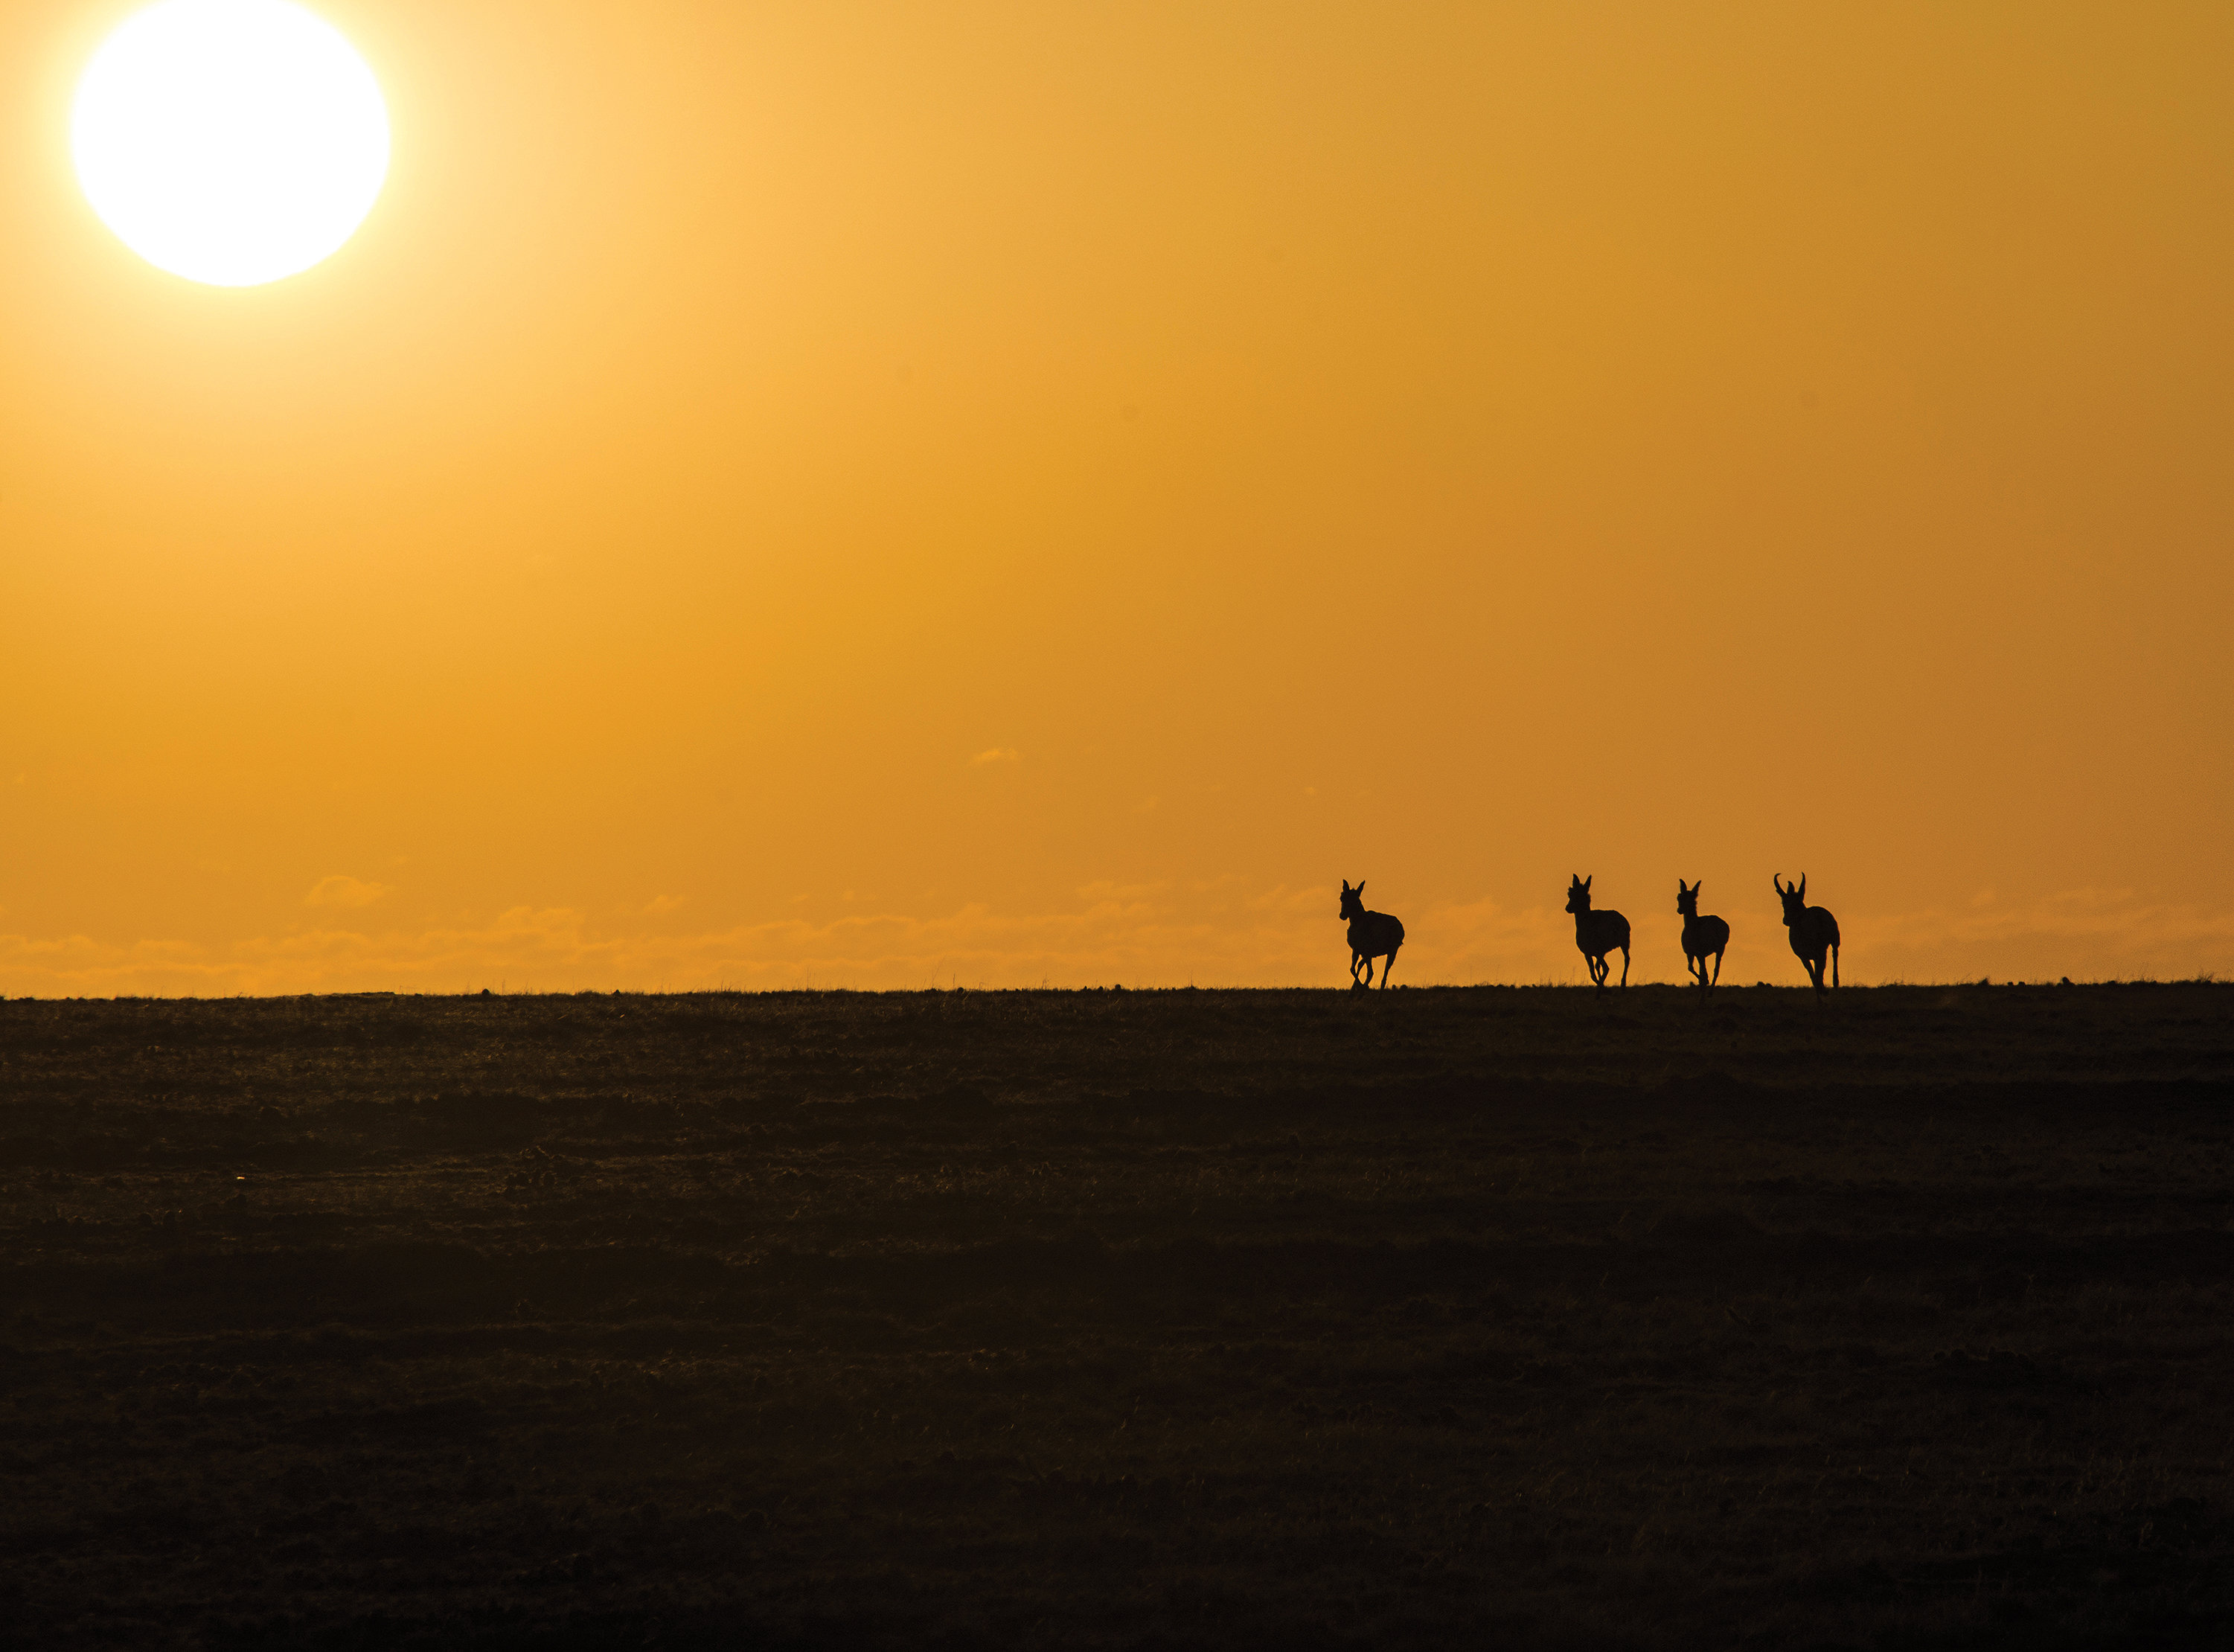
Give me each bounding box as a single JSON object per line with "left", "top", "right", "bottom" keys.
{"left": 3, "top": 984, "right": 2230, "bottom": 1649}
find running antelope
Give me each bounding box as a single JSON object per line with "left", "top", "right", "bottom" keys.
{"left": 1565, "top": 874, "right": 1630, "bottom": 993}
{"left": 1676, "top": 879, "right": 1729, "bottom": 998}
{"left": 1773, "top": 874, "right": 1840, "bottom": 996}
{"left": 1339, "top": 880, "right": 1405, "bottom": 990}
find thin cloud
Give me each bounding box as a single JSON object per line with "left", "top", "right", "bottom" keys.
{"left": 1249, "top": 884, "right": 1325, "bottom": 913}
{"left": 1076, "top": 880, "right": 1165, "bottom": 903}
{"left": 1860, "top": 889, "right": 2234, "bottom": 980}
{"left": 970, "top": 748, "right": 1021, "bottom": 766}
{"left": 0, "top": 894, "right": 1322, "bottom": 995}
{"left": 304, "top": 875, "right": 389, "bottom": 909}
{"left": 5, "top": 885, "right": 2230, "bottom": 998}
{"left": 642, "top": 894, "right": 685, "bottom": 915}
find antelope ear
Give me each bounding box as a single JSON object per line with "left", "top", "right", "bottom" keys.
{"left": 1357, "top": 882, "right": 1366, "bottom": 895}
{"left": 1584, "top": 875, "right": 1593, "bottom": 891}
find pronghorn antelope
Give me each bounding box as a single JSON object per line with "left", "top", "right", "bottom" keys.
{"left": 1773, "top": 874, "right": 1840, "bottom": 996}
{"left": 1338, "top": 880, "right": 1405, "bottom": 990}
{"left": 1565, "top": 874, "right": 1630, "bottom": 993}
{"left": 1676, "top": 879, "right": 1729, "bottom": 998}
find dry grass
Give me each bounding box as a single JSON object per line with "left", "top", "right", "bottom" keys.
{"left": 1, "top": 983, "right": 2230, "bottom": 1648}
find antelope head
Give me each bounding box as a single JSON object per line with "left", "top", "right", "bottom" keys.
{"left": 1773, "top": 874, "right": 1808, "bottom": 926}
{"left": 1677, "top": 879, "right": 1699, "bottom": 918}
{"left": 1340, "top": 880, "right": 1366, "bottom": 921}
{"left": 1565, "top": 874, "right": 1593, "bottom": 916}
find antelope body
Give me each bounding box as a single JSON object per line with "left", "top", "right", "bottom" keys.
{"left": 1565, "top": 874, "right": 1630, "bottom": 993}
{"left": 1675, "top": 879, "right": 1729, "bottom": 998}
{"left": 1773, "top": 874, "right": 1840, "bottom": 996}
{"left": 1339, "top": 880, "right": 1404, "bottom": 989}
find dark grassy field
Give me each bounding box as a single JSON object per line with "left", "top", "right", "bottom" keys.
{"left": 2, "top": 982, "right": 2230, "bottom": 1649}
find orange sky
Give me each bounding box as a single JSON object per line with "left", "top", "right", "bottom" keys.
{"left": 4, "top": 1, "right": 2232, "bottom": 994}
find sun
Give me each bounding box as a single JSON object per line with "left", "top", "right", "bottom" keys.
{"left": 73, "top": 0, "right": 389, "bottom": 288}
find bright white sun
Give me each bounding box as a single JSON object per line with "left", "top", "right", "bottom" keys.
{"left": 73, "top": 0, "right": 389, "bottom": 287}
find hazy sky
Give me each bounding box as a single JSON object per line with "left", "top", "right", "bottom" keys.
{"left": 4, "top": 1, "right": 2231, "bottom": 993}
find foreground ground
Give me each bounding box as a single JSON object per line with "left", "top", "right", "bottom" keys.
{"left": 1, "top": 982, "right": 2230, "bottom": 1649}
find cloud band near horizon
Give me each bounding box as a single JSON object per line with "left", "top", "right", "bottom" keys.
{"left": 1, "top": 885, "right": 2227, "bottom": 997}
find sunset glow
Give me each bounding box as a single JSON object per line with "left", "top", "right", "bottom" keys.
{"left": 6, "top": 2, "right": 2233, "bottom": 993}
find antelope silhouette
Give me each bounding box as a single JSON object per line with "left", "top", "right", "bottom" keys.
{"left": 1773, "top": 874, "right": 1840, "bottom": 996}
{"left": 1565, "top": 874, "right": 1630, "bottom": 993}
{"left": 1338, "top": 880, "right": 1404, "bottom": 989}
{"left": 1675, "top": 879, "right": 1729, "bottom": 998}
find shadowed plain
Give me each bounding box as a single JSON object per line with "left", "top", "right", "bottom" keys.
{"left": 3, "top": 983, "right": 2228, "bottom": 1646}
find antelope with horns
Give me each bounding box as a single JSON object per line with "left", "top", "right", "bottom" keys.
{"left": 1773, "top": 874, "right": 1840, "bottom": 996}
{"left": 1338, "top": 880, "right": 1405, "bottom": 990}
{"left": 1675, "top": 879, "right": 1729, "bottom": 998}
{"left": 1565, "top": 874, "right": 1630, "bottom": 993}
